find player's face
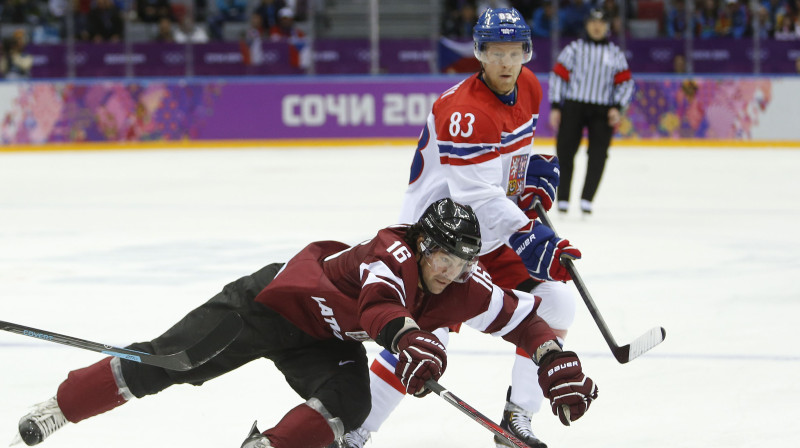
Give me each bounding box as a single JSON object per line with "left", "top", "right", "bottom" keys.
{"left": 586, "top": 18, "right": 609, "bottom": 40}
{"left": 419, "top": 249, "right": 473, "bottom": 294}
{"left": 481, "top": 42, "right": 525, "bottom": 96}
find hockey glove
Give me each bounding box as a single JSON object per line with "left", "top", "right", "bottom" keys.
{"left": 509, "top": 222, "right": 581, "bottom": 282}
{"left": 537, "top": 351, "right": 598, "bottom": 425}
{"left": 394, "top": 329, "right": 447, "bottom": 397}
{"left": 518, "top": 154, "right": 560, "bottom": 216}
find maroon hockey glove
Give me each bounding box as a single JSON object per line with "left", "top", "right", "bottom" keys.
{"left": 394, "top": 330, "right": 447, "bottom": 397}
{"left": 537, "top": 351, "right": 598, "bottom": 425}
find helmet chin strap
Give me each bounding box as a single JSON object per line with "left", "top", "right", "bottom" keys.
{"left": 416, "top": 250, "right": 434, "bottom": 294}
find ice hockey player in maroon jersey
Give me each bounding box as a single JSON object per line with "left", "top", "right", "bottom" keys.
{"left": 12, "top": 198, "right": 597, "bottom": 448}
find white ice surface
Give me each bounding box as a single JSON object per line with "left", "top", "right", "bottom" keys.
{"left": 1, "top": 144, "right": 799, "bottom": 447}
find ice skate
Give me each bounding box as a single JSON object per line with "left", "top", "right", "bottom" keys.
{"left": 557, "top": 201, "right": 569, "bottom": 214}
{"left": 240, "top": 421, "right": 273, "bottom": 448}
{"left": 327, "top": 427, "right": 370, "bottom": 448}
{"left": 493, "top": 400, "right": 547, "bottom": 448}
{"left": 580, "top": 199, "right": 593, "bottom": 216}
{"left": 13, "top": 397, "right": 68, "bottom": 446}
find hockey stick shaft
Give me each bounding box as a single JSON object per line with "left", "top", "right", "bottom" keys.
{"left": 0, "top": 312, "right": 243, "bottom": 371}
{"left": 532, "top": 198, "right": 665, "bottom": 363}
{"left": 425, "top": 379, "right": 529, "bottom": 447}
{"left": 532, "top": 201, "right": 619, "bottom": 349}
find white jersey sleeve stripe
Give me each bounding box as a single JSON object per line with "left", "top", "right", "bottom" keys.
{"left": 463, "top": 285, "right": 505, "bottom": 332}
{"left": 495, "top": 290, "right": 536, "bottom": 336}
{"left": 464, "top": 288, "right": 537, "bottom": 337}
{"left": 360, "top": 261, "right": 407, "bottom": 306}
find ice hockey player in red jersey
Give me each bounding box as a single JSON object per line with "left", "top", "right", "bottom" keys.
{"left": 337, "top": 7, "right": 585, "bottom": 448}
{"left": 12, "top": 198, "right": 598, "bottom": 448}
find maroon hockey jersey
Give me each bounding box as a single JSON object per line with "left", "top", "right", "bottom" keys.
{"left": 254, "top": 225, "right": 555, "bottom": 355}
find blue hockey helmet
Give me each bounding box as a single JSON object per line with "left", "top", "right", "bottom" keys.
{"left": 473, "top": 7, "right": 532, "bottom": 64}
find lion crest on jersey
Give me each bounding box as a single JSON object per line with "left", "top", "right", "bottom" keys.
{"left": 507, "top": 154, "right": 528, "bottom": 196}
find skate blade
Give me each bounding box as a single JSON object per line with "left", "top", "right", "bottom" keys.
{"left": 493, "top": 435, "right": 514, "bottom": 448}
{"left": 9, "top": 433, "right": 23, "bottom": 447}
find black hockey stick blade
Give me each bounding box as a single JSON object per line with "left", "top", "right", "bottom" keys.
{"left": 533, "top": 198, "right": 666, "bottom": 363}
{"left": 0, "top": 312, "right": 243, "bottom": 371}
{"left": 425, "top": 380, "right": 529, "bottom": 447}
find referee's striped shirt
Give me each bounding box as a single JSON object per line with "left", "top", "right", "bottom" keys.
{"left": 549, "top": 38, "right": 634, "bottom": 110}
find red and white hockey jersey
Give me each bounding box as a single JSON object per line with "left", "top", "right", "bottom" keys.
{"left": 399, "top": 67, "right": 543, "bottom": 254}
{"left": 254, "top": 225, "right": 555, "bottom": 354}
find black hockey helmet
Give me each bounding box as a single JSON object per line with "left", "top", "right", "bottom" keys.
{"left": 418, "top": 198, "right": 481, "bottom": 262}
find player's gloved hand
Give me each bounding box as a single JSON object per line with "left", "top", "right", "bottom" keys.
{"left": 508, "top": 222, "right": 581, "bottom": 282}
{"left": 537, "top": 350, "right": 598, "bottom": 425}
{"left": 394, "top": 329, "right": 447, "bottom": 397}
{"left": 518, "top": 154, "right": 560, "bottom": 216}
{"left": 240, "top": 421, "right": 271, "bottom": 448}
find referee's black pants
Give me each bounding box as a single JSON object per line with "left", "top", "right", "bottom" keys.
{"left": 555, "top": 100, "right": 615, "bottom": 204}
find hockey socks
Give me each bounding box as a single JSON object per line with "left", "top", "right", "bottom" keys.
{"left": 510, "top": 347, "right": 545, "bottom": 413}
{"left": 264, "top": 401, "right": 338, "bottom": 447}
{"left": 56, "top": 357, "right": 130, "bottom": 423}
{"left": 361, "top": 349, "right": 405, "bottom": 432}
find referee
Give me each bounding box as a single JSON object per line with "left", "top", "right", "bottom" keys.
{"left": 548, "top": 8, "right": 634, "bottom": 215}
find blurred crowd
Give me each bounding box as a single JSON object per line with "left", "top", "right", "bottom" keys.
{"left": 2, "top": 0, "right": 797, "bottom": 46}
{"left": 0, "top": 0, "right": 309, "bottom": 77}
{"left": 0, "top": 0, "right": 307, "bottom": 44}
{"left": 1, "top": 0, "right": 798, "bottom": 79}
{"left": 442, "top": 0, "right": 800, "bottom": 40}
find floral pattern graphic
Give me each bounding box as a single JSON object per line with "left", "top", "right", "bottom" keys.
{"left": 625, "top": 78, "right": 772, "bottom": 139}
{"left": 1, "top": 81, "right": 222, "bottom": 145}
{"left": 0, "top": 78, "right": 782, "bottom": 145}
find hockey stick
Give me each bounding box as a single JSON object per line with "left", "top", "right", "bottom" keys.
{"left": 425, "top": 379, "right": 529, "bottom": 447}
{"left": 0, "top": 312, "right": 243, "bottom": 371}
{"left": 533, "top": 198, "right": 666, "bottom": 363}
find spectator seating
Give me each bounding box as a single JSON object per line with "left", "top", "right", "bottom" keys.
{"left": 633, "top": 0, "right": 665, "bottom": 37}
